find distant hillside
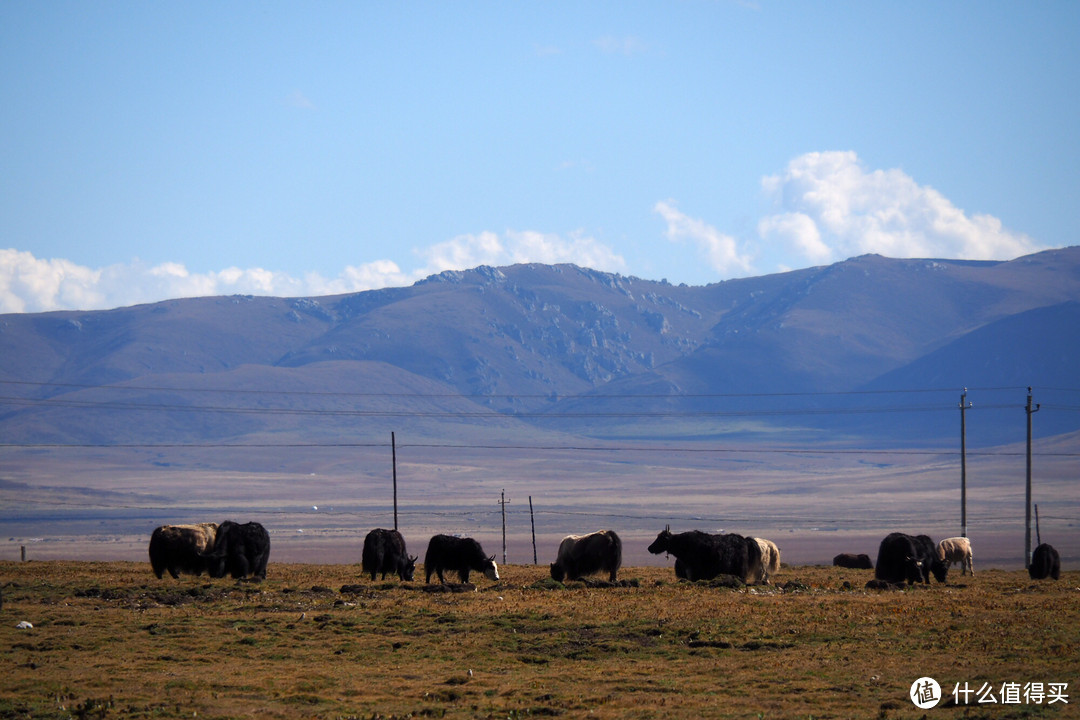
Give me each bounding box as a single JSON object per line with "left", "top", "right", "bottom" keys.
{"left": 2, "top": 247, "right": 1079, "bottom": 448}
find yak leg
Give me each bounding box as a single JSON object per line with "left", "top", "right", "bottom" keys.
{"left": 232, "top": 556, "right": 250, "bottom": 579}
{"left": 251, "top": 552, "right": 268, "bottom": 579}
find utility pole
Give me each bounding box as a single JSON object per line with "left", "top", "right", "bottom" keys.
{"left": 1035, "top": 503, "right": 1042, "bottom": 547}
{"left": 1025, "top": 388, "right": 1040, "bottom": 568}
{"left": 529, "top": 496, "right": 537, "bottom": 565}
{"left": 391, "top": 432, "right": 398, "bottom": 531}
{"left": 959, "top": 388, "right": 972, "bottom": 538}
{"left": 499, "top": 489, "right": 511, "bottom": 565}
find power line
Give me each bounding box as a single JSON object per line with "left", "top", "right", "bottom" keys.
{"left": 1, "top": 391, "right": 1061, "bottom": 419}
{"left": 0, "top": 395, "right": 970, "bottom": 418}
{"left": 4, "top": 496, "right": 1077, "bottom": 527}
{"left": 3, "top": 377, "right": 1069, "bottom": 400}
{"left": 2, "top": 441, "right": 1078, "bottom": 457}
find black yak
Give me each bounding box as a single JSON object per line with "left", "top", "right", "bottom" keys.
{"left": 874, "top": 533, "right": 926, "bottom": 585}
{"left": 362, "top": 528, "right": 416, "bottom": 581}
{"left": 204, "top": 521, "right": 270, "bottom": 580}
{"left": 647, "top": 528, "right": 763, "bottom": 584}
{"left": 833, "top": 553, "right": 874, "bottom": 570}
{"left": 1029, "top": 543, "right": 1061, "bottom": 580}
{"left": 424, "top": 534, "right": 499, "bottom": 584}
{"left": 148, "top": 523, "right": 218, "bottom": 579}
{"left": 549, "top": 530, "right": 622, "bottom": 583}
{"left": 914, "top": 534, "right": 948, "bottom": 583}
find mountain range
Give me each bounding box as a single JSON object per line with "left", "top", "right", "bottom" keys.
{"left": 3, "top": 247, "right": 1079, "bottom": 449}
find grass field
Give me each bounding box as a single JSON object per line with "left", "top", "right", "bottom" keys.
{"left": 1, "top": 561, "right": 1076, "bottom": 719}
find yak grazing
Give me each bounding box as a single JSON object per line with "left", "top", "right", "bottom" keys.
{"left": 874, "top": 533, "right": 948, "bottom": 585}
{"left": 362, "top": 528, "right": 416, "bottom": 581}
{"left": 647, "top": 528, "right": 763, "bottom": 584}
{"left": 1029, "top": 543, "right": 1061, "bottom": 580}
{"left": 424, "top": 534, "right": 499, "bottom": 584}
{"left": 549, "top": 529, "right": 622, "bottom": 583}
{"left": 148, "top": 523, "right": 219, "bottom": 579}
{"left": 203, "top": 521, "right": 270, "bottom": 580}
{"left": 874, "top": 533, "right": 927, "bottom": 586}
{"left": 753, "top": 537, "right": 781, "bottom": 584}
{"left": 937, "top": 537, "right": 974, "bottom": 576}
{"left": 833, "top": 553, "right": 874, "bottom": 570}
{"left": 913, "top": 534, "right": 949, "bottom": 583}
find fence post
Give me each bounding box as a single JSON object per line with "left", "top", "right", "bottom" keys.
{"left": 392, "top": 432, "right": 398, "bottom": 531}
{"left": 529, "top": 496, "right": 537, "bottom": 565}
{"left": 499, "top": 489, "right": 510, "bottom": 565}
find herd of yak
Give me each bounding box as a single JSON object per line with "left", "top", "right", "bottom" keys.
{"left": 148, "top": 521, "right": 1064, "bottom": 586}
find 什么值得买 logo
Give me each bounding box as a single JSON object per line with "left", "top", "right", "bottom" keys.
{"left": 910, "top": 677, "right": 941, "bottom": 709}
{"left": 910, "top": 678, "right": 1069, "bottom": 708}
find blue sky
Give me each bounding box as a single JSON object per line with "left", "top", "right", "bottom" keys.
{"left": 2, "top": 2, "right": 1077, "bottom": 312}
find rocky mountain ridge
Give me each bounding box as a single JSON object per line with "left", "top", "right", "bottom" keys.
{"left": 2, "top": 247, "right": 1079, "bottom": 447}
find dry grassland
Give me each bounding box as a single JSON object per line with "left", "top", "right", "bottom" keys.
{"left": 1, "top": 561, "right": 1076, "bottom": 720}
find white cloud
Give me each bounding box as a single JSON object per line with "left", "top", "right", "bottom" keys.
{"left": 0, "top": 250, "right": 105, "bottom": 313}
{"left": 533, "top": 43, "right": 563, "bottom": 58}
{"left": 313, "top": 260, "right": 411, "bottom": 296}
{"left": 506, "top": 230, "right": 625, "bottom": 270}
{"left": 654, "top": 200, "right": 754, "bottom": 276}
{"left": 416, "top": 229, "right": 626, "bottom": 276}
{"left": 0, "top": 251, "right": 413, "bottom": 313}
{"left": 285, "top": 90, "right": 316, "bottom": 110}
{"left": 594, "top": 35, "right": 649, "bottom": 56}
{"left": 418, "top": 231, "right": 505, "bottom": 273}
{"left": 557, "top": 159, "right": 595, "bottom": 173}
{"left": 758, "top": 151, "right": 1043, "bottom": 265}
{"left": 757, "top": 212, "right": 829, "bottom": 263}
{"left": 0, "top": 229, "right": 625, "bottom": 313}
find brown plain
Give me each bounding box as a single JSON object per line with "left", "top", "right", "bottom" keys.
{"left": 1, "top": 561, "right": 1076, "bottom": 719}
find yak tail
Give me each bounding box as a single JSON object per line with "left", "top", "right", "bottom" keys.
{"left": 745, "top": 536, "right": 764, "bottom": 585}
{"left": 766, "top": 542, "right": 781, "bottom": 574}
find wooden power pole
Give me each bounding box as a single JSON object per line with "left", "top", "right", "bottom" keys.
{"left": 959, "top": 388, "right": 971, "bottom": 538}
{"left": 392, "top": 432, "right": 398, "bottom": 531}
{"left": 1025, "top": 388, "right": 1040, "bottom": 568}
{"left": 499, "top": 489, "right": 510, "bottom": 565}
{"left": 529, "top": 496, "right": 537, "bottom": 565}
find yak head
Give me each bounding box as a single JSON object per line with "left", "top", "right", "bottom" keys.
{"left": 483, "top": 555, "right": 499, "bottom": 582}
{"left": 549, "top": 562, "right": 566, "bottom": 582}
{"left": 200, "top": 547, "right": 228, "bottom": 579}
{"left": 904, "top": 556, "right": 924, "bottom": 585}
{"left": 929, "top": 558, "right": 948, "bottom": 584}
{"left": 198, "top": 520, "right": 241, "bottom": 579}
{"left": 647, "top": 525, "right": 672, "bottom": 555}
{"left": 399, "top": 555, "right": 418, "bottom": 582}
